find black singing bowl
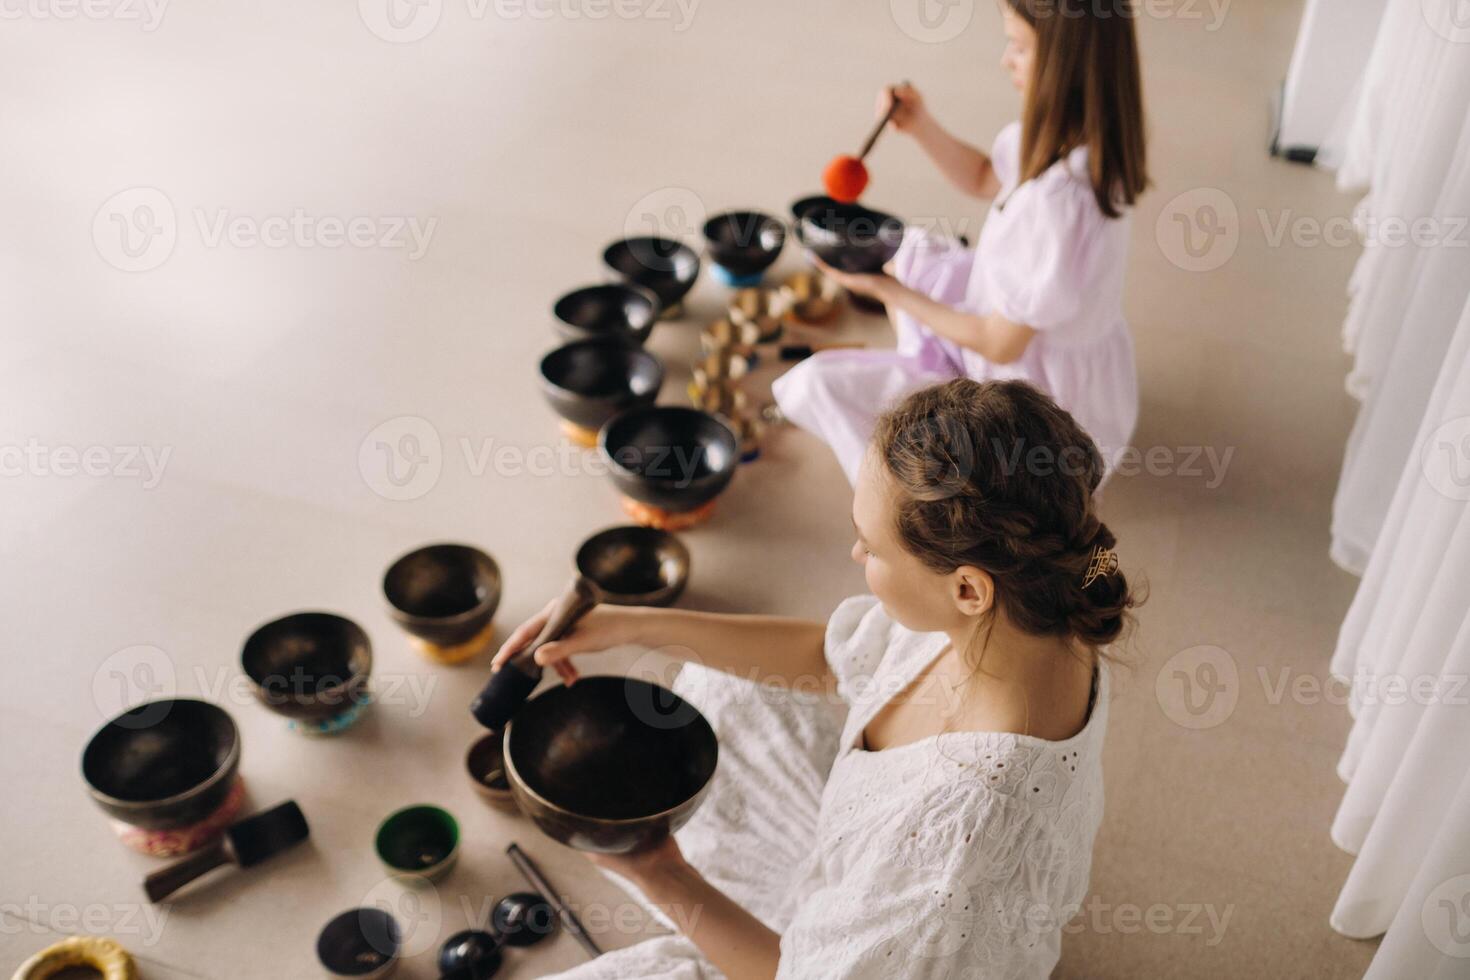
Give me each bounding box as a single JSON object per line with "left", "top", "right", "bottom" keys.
{"left": 241, "top": 612, "right": 373, "bottom": 724}
{"left": 503, "top": 677, "right": 718, "bottom": 854}
{"left": 702, "top": 210, "right": 786, "bottom": 278}
{"left": 540, "top": 339, "right": 665, "bottom": 433}
{"left": 576, "top": 525, "right": 690, "bottom": 607}
{"left": 599, "top": 406, "right": 740, "bottom": 514}
{"left": 603, "top": 237, "right": 702, "bottom": 310}
{"left": 383, "top": 543, "right": 503, "bottom": 647}
{"left": 797, "top": 201, "right": 905, "bottom": 273}
{"left": 789, "top": 193, "right": 839, "bottom": 223}
{"left": 82, "top": 698, "right": 241, "bottom": 830}
{"left": 552, "top": 284, "right": 661, "bottom": 347}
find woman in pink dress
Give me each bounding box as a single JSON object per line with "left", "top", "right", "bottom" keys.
{"left": 775, "top": 0, "right": 1149, "bottom": 484}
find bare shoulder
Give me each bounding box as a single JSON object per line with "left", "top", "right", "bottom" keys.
{"left": 950, "top": 654, "right": 1096, "bottom": 743}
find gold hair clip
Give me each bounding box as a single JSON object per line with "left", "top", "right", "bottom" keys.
{"left": 1082, "top": 546, "right": 1119, "bottom": 588}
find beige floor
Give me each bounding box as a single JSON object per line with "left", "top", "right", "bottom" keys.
{"left": 0, "top": 0, "right": 1380, "bottom": 977}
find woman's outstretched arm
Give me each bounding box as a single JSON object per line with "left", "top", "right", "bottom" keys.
{"left": 492, "top": 604, "right": 833, "bottom": 692}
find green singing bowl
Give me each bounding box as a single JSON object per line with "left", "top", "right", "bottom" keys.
{"left": 503, "top": 677, "right": 718, "bottom": 854}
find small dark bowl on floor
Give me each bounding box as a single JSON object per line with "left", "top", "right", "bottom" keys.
{"left": 439, "top": 928, "right": 503, "bottom": 977}
{"left": 576, "top": 525, "right": 690, "bottom": 606}
{"left": 503, "top": 677, "right": 718, "bottom": 854}
{"left": 465, "top": 733, "right": 519, "bottom": 815}
{"left": 702, "top": 211, "right": 786, "bottom": 279}
{"left": 599, "top": 406, "right": 739, "bottom": 514}
{"left": 603, "top": 237, "right": 701, "bottom": 312}
{"left": 317, "top": 907, "right": 401, "bottom": 979}
{"left": 82, "top": 698, "right": 241, "bottom": 831}
{"left": 383, "top": 544, "right": 502, "bottom": 648}
{"left": 797, "top": 201, "right": 905, "bottom": 273}
{"left": 240, "top": 612, "right": 372, "bottom": 725}
{"left": 552, "top": 284, "right": 660, "bottom": 346}
{"left": 540, "top": 339, "right": 664, "bottom": 434}
{"left": 375, "top": 804, "right": 460, "bottom": 882}
{"left": 492, "top": 892, "right": 557, "bottom": 947}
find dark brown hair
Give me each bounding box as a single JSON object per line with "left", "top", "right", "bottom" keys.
{"left": 873, "top": 378, "right": 1137, "bottom": 648}
{"left": 1004, "top": 0, "right": 1149, "bottom": 218}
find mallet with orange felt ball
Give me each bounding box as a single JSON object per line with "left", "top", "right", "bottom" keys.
{"left": 822, "top": 80, "right": 908, "bottom": 204}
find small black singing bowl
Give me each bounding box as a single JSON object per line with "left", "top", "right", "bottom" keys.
{"left": 702, "top": 211, "right": 786, "bottom": 278}
{"left": 603, "top": 237, "right": 702, "bottom": 311}
{"left": 797, "top": 201, "right": 905, "bottom": 274}
{"left": 552, "top": 283, "right": 661, "bottom": 347}
{"left": 540, "top": 339, "right": 665, "bottom": 434}
{"left": 82, "top": 698, "right": 241, "bottom": 830}
{"left": 503, "top": 677, "right": 718, "bottom": 854}
{"left": 599, "top": 406, "right": 740, "bottom": 514}
{"left": 240, "top": 612, "right": 372, "bottom": 724}
{"left": 576, "top": 525, "right": 690, "bottom": 607}
{"left": 383, "top": 543, "right": 502, "bottom": 647}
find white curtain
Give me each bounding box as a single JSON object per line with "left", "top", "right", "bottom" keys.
{"left": 1307, "top": 2, "right": 1470, "bottom": 975}
{"left": 1329, "top": 300, "right": 1470, "bottom": 975}
{"left": 1325, "top": 0, "right": 1470, "bottom": 571}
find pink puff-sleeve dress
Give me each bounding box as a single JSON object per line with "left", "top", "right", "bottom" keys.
{"left": 773, "top": 122, "right": 1138, "bottom": 484}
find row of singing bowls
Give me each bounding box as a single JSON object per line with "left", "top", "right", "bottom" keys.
{"left": 539, "top": 339, "right": 665, "bottom": 433}
{"left": 603, "top": 236, "right": 701, "bottom": 312}
{"left": 241, "top": 612, "right": 373, "bottom": 724}
{"left": 702, "top": 210, "right": 785, "bottom": 279}
{"left": 383, "top": 544, "right": 503, "bottom": 647}
{"left": 503, "top": 676, "right": 718, "bottom": 854}
{"left": 796, "top": 200, "right": 905, "bottom": 274}
{"left": 82, "top": 698, "right": 241, "bottom": 830}
{"left": 602, "top": 405, "right": 740, "bottom": 514}
{"left": 553, "top": 283, "right": 661, "bottom": 347}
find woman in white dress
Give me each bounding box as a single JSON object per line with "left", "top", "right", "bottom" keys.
{"left": 492, "top": 379, "right": 1137, "bottom": 979}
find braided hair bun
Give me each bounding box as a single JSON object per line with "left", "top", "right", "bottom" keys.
{"left": 872, "top": 379, "right": 1137, "bottom": 648}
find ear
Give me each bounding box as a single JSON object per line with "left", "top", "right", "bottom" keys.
{"left": 950, "top": 566, "right": 994, "bottom": 618}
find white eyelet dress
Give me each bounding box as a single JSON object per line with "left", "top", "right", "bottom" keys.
{"left": 541, "top": 596, "right": 1109, "bottom": 980}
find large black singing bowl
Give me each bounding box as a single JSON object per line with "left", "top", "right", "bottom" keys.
{"left": 552, "top": 284, "right": 661, "bottom": 346}
{"left": 603, "top": 237, "right": 701, "bottom": 310}
{"left": 702, "top": 211, "right": 786, "bottom": 278}
{"left": 539, "top": 339, "right": 664, "bottom": 433}
{"left": 503, "top": 677, "right": 718, "bottom": 854}
{"left": 82, "top": 698, "right": 241, "bottom": 830}
{"left": 797, "top": 201, "right": 905, "bottom": 273}
{"left": 600, "top": 406, "right": 740, "bottom": 513}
